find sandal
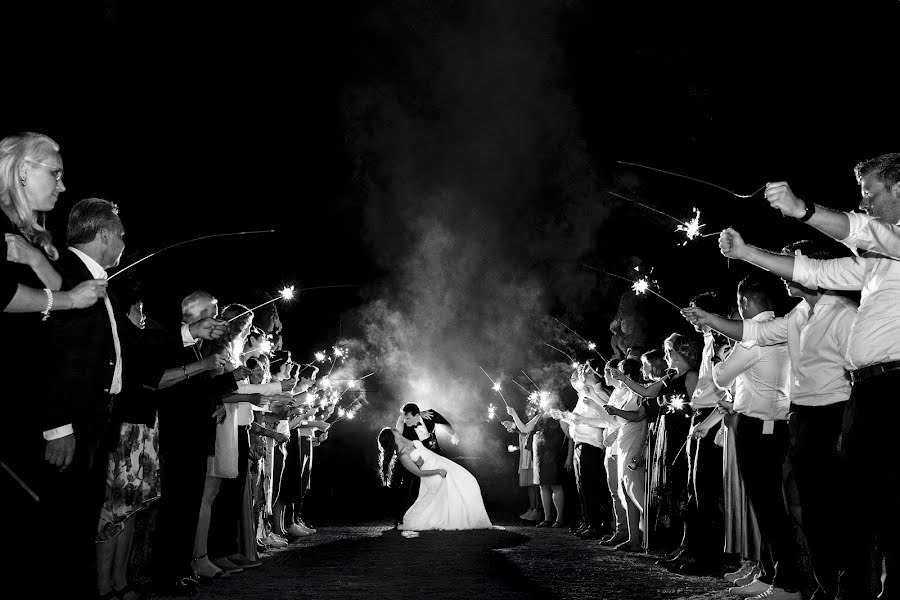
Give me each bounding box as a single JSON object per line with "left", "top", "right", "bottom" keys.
{"left": 536, "top": 520, "right": 553, "bottom": 527}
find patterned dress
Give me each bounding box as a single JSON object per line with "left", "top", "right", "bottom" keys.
{"left": 97, "top": 420, "right": 161, "bottom": 541}
{"left": 532, "top": 413, "right": 566, "bottom": 485}
{"left": 648, "top": 372, "right": 693, "bottom": 550}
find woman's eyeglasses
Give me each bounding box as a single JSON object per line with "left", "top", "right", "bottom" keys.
{"left": 25, "top": 158, "right": 64, "bottom": 182}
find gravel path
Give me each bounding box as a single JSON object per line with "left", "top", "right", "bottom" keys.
{"left": 152, "top": 523, "right": 739, "bottom": 600}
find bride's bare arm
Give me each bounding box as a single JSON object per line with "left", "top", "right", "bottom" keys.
{"left": 398, "top": 453, "right": 447, "bottom": 478}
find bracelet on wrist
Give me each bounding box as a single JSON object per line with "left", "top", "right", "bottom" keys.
{"left": 41, "top": 288, "right": 53, "bottom": 321}
{"left": 183, "top": 365, "right": 190, "bottom": 379}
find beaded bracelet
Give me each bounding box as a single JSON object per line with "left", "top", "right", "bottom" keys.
{"left": 41, "top": 288, "right": 53, "bottom": 321}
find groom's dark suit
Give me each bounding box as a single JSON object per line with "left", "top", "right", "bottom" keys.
{"left": 390, "top": 410, "right": 451, "bottom": 525}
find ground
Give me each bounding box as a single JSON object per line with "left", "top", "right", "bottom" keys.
{"left": 151, "top": 523, "right": 741, "bottom": 600}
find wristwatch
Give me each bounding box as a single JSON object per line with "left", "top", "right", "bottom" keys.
{"left": 798, "top": 201, "right": 816, "bottom": 222}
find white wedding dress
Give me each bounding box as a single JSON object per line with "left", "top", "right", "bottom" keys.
{"left": 398, "top": 441, "right": 493, "bottom": 531}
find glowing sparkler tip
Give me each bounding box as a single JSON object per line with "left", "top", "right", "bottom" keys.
{"left": 337, "top": 408, "right": 346, "bottom": 418}
{"left": 347, "top": 380, "right": 357, "bottom": 389}
{"left": 320, "top": 377, "right": 331, "bottom": 389}
{"left": 346, "top": 411, "right": 356, "bottom": 420}
{"left": 492, "top": 382, "right": 502, "bottom": 392}
{"left": 632, "top": 278, "right": 650, "bottom": 295}
{"left": 314, "top": 351, "right": 327, "bottom": 362}
{"left": 587, "top": 342, "right": 596, "bottom": 351}
{"left": 259, "top": 340, "right": 272, "bottom": 354}
{"left": 279, "top": 285, "right": 295, "bottom": 300}
{"left": 528, "top": 392, "right": 538, "bottom": 401}
{"left": 675, "top": 207, "right": 704, "bottom": 242}
{"left": 333, "top": 347, "right": 345, "bottom": 358}
{"left": 507, "top": 445, "right": 518, "bottom": 453}
{"left": 487, "top": 403, "right": 497, "bottom": 421}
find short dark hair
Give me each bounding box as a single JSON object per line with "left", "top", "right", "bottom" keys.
{"left": 781, "top": 240, "right": 838, "bottom": 261}
{"left": 737, "top": 276, "right": 775, "bottom": 310}
{"left": 689, "top": 291, "right": 726, "bottom": 315}
{"left": 67, "top": 198, "right": 121, "bottom": 245}
{"left": 401, "top": 403, "right": 420, "bottom": 416}
{"left": 854, "top": 153, "right": 900, "bottom": 190}
{"left": 617, "top": 357, "right": 642, "bottom": 381}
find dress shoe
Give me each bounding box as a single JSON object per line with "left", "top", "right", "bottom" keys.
{"left": 732, "top": 565, "right": 762, "bottom": 587}
{"left": 575, "top": 527, "right": 602, "bottom": 539}
{"left": 569, "top": 521, "right": 588, "bottom": 534}
{"left": 600, "top": 534, "right": 628, "bottom": 547}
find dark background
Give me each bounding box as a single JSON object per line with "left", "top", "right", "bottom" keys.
{"left": 6, "top": 0, "right": 897, "bottom": 521}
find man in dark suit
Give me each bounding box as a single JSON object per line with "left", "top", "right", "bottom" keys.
{"left": 390, "top": 403, "right": 459, "bottom": 526}
{"left": 42, "top": 198, "right": 226, "bottom": 598}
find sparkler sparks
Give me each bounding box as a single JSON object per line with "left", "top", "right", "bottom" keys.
{"left": 478, "top": 366, "right": 509, "bottom": 406}
{"left": 675, "top": 208, "right": 704, "bottom": 244}
{"left": 314, "top": 351, "right": 327, "bottom": 362}
{"left": 487, "top": 403, "right": 497, "bottom": 421}
{"left": 227, "top": 285, "right": 296, "bottom": 323}
{"left": 507, "top": 445, "right": 518, "bottom": 453}
{"left": 583, "top": 264, "right": 683, "bottom": 312}
{"left": 492, "top": 382, "right": 502, "bottom": 392}
{"left": 631, "top": 278, "right": 650, "bottom": 295}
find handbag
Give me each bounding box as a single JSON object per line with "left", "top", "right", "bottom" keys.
{"left": 713, "top": 422, "right": 726, "bottom": 448}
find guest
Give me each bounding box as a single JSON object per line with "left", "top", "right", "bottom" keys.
{"left": 506, "top": 393, "right": 570, "bottom": 528}
{"left": 565, "top": 363, "right": 614, "bottom": 540}
{"left": 0, "top": 132, "right": 105, "bottom": 587}
{"left": 150, "top": 291, "right": 246, "bottom": 595}
{"left": 501, "top": 420, "right": 541, "bottom": 522}
{"left": 44, "top": 198, "right": 226, "bottom": 596}
{"left": 760, "top": 155, "right": 900, "bottom": 597}
{"left": 615, "top": 335, "right": 697, "bottom": 557}
{"left": 710, "top": 275, "right": 800, "bottom": 600}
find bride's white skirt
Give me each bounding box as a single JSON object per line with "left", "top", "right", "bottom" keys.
{"left": 399, "top": 442, "right": 493, "bottom": 531}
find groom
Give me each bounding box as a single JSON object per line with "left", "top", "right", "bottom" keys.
{"left": 391, "top": 403, "right": 459, "bottom": 526}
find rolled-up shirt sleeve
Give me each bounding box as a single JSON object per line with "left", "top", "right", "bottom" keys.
{"left": 841, "top": 211, "right": 900, "bottom": 259}
{"left": 712, "top": 344, "right": 759, "bottom": 392}
{"left": 43, "top": 424, "right": 74, "bottom": 441}
{"left": 742, "top": 315, "right": 789, "bottom": 348}
{"left": 793, "top": 255, "right": 871, "bottom": 292}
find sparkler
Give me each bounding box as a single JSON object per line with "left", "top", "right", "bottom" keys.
{"left": 543, "top": 343, "right": 578, "bottom": 369}
{"left": 521, "top": 370, "right": 541, "bottom": 392}
{"left": 507, "top": 445, "right": 519, "bottom": 453}
{"left": 617, "top": 160, "right": 766, "bottom": 199}
{"left": 552, "top": 317, "right": 607, "bottom": 362}
{"left": 487, "top": 403, "right": 497, "bottom": 421}
{"left": 227, "top": 286, "right": 295, "bottom": 323}
{"left": 108, "top": 230, "right": 275, "bottom": 280}
{"left": 583, "top": 264, "right": 683, "bottom": 311}
{"left": 608, "top": 192, "right": 710, "bottom": 246}
{"left": 478, "top": 366, "right": 509, "bottom": 406}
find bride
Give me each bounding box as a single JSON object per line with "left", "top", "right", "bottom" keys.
{"left": 378, "top": 428, "right": 492, "bottom": 530}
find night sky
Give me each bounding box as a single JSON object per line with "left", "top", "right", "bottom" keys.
{"left": 8, "top": 0, "right": 898, "bottom": 518}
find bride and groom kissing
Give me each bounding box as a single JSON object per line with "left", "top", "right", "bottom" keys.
{"left": 378, "top": 403, "right": 492, "bottom": 531}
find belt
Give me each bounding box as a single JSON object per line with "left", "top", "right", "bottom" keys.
{"left": 849, "top": 360, "right": 900, "bottom": 385}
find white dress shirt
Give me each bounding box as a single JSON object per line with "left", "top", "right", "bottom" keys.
{"left": 713, "top": 311, "right": 790, "bottom": 421}
{"left": 44, "top": 248, "right": 123, "bottom": 441}
{"left": 793, "top": 255, "right": 900, "bottom": 369}
{"left": 570, "top": 389, "right": 612, "bottom": 448}
{"left": 690, "top": 331, "right": 728, "bottom": 409}
{"left": 839, "top": 211, "right": 900, "bottom": 259}
{"left": 611, "top": 388, "right": 645, "bottom": 457}
{"left": 742, "top": 295, "right": 856, "bottom": 407}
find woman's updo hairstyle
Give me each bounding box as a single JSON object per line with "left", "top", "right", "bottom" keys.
{"left": 377, "top": 428, "right": 397, "bottom": 487}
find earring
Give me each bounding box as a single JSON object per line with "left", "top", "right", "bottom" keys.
{"left": 20, "top": 177, "right": 26, "bottom": 187}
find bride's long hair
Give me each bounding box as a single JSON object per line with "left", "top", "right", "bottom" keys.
{"left": 377, "top": 428, "right": 398, "bottom": 487}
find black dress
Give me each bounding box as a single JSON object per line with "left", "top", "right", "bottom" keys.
{"left": 648, "top": 371, "right": 694, "bottom": 549}
{"left": 532, "top": 413, "right": 566, "bottom": 485}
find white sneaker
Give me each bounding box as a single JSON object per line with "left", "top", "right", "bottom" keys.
{"left": 293, "top": 520, "right": 316, "bottom": 534}
{"left": 725, "top": 560, "right": 756, "bottom": 583}
{"left": 732, "top": 564, "right": 761, "bottom": 587}
{"left": 749, "top": 587, "right": 801, "bottom": 599}
{"left": 286, "top": 523, "right": 310, "bottom": 538}
{"left": 729, "top": 577, "right": 772, "bottom": 597}
{"left": 259, "top": 533, "right": 288, "bottom": 548}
